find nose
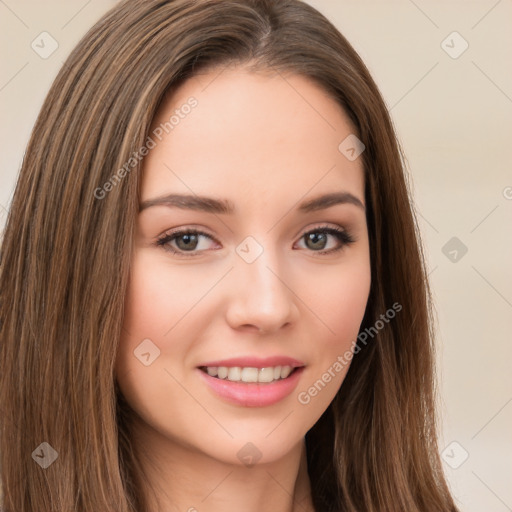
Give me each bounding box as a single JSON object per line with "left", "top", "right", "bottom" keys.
{"left": 225, "top": 249, "right": 299, "bottom": 334}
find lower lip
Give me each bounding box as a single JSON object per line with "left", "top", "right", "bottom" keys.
{"left": 197, "top": 367, "right": 304, "bottom": 407}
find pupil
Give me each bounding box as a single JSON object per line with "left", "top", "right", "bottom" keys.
{"left": 307, "top": 232, "right": 326, "bottom": 250}
{"left": 177, "top": 234, "right": 198, "bottom": 250}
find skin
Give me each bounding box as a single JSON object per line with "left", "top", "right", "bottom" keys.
{"left": 115, "top": 65, "right": 371, "bottom": 512}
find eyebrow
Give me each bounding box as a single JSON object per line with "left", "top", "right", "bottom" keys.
{"left": 139, "top": 191, "right": 365, "bottom": 214}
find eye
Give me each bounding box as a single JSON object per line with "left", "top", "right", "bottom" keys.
{"left": 156, "top": 229, "right": 218, "bottom": 256}
{"left": 155, "top": 225, "right": 355, "bottom": 257}
{"left": 295, "top": 225, "right": 355, "bottom": 254}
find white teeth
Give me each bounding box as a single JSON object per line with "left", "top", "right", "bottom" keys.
{"left": 227, "top": 367, "right": 241, "bottom": 381}
{"left": 280, "top": 366, "right": 292, "bottom": 379}
{"left": 258, "top": 367, "right": 275, "bottom": 383}
{"left": 241, "top": 367, "right": 258, "bottom": 382}
{"left": 203, "top": 365, "right": 295, "bottom": 383}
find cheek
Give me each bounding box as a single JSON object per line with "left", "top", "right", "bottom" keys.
{"left": 115, "top": 249, "right": 227, "bottom": 391}
{"left": 114, "top": 253, "right": 209, "bottom": 429}
{"left": 331, "top": 272, "right": 370, "bottom": 339}
{"left": 122, "top": 251, "right": 212, "bottom": 336}
{"left": 305, "top": 258, "right": 371, "bottom": 345}
{"left": 294, "top": 261, "right": 370, "bottom": 413}
{"left": 116, "top": 253, "right": 189, "bottom": 380}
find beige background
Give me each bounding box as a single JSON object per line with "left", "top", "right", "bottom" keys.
{"left": 1, "top": 1, "right": 511, "bottom": 510}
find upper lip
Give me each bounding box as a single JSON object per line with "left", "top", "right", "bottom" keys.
{"left": 198, "top": 356, "right": 305, "bottom": 368}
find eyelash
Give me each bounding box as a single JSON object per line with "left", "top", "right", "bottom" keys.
{"left": 155, "top": 225, "right": 355, "bottom": 258}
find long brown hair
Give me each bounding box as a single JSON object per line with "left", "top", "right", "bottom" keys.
{"left": 0, "top": 0, "right": 459, "bottom": 510}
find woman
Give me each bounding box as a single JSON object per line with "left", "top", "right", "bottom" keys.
{"left": 0, "top": 0, "right": 460, "bottom": 510}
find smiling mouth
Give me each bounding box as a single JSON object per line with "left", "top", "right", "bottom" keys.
{"left": 198, "top": 365, "right": 299, "bottom": 384}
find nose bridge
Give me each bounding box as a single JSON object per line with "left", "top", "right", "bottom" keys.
{"left": 226, "top": 235, "right": 298, "bottom": 332}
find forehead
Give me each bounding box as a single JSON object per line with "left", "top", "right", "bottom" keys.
{"left": 141, "top": 67, "right": 365, "bottom": 209}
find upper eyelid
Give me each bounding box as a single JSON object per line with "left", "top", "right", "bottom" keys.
{"left": 157, "top": 227, "right": 217, "bottom": 243}
{"left": 158, "top": 222, "right": 348, "bottom": 240}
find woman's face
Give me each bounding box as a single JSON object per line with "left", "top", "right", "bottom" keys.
{"left": 115, "top": 67, "right": 371, "bottom": 467}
